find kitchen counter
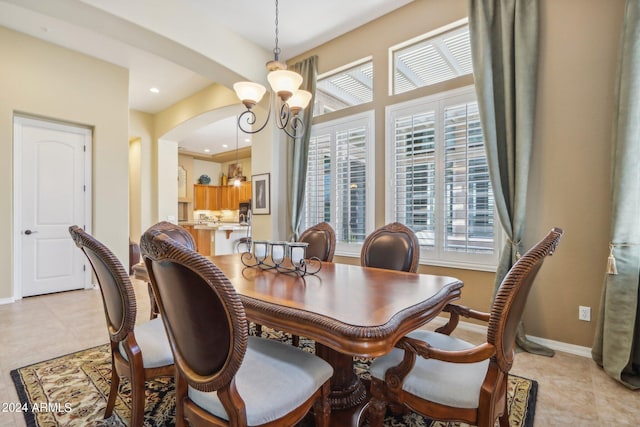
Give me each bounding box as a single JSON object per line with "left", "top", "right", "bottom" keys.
{"left": 179, "top": 222, "right": 250, "bottom": 256}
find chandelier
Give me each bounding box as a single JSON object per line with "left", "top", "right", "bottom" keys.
{"left": 233, "top": 0, "right": 312, "bottom": 139}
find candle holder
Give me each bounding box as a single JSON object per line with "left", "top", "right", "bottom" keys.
{"left": 240, "top": 240, "right": 321, "bottom": 276}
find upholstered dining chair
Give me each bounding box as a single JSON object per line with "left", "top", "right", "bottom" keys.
{"left": 68, "top": 225, "right": 174, "bottom": 426}
{"left": 367, "top": 227, "right": 564, "bottom": 427}
{"left": 140, "top": 228, "right": 333, "bottom": 427}
{"left": 360, "top": 222, "right": 420, "bottom": 273}
{"left": 139, "top": 221, "right": 197, "bottom": 319}
{"left": 298, "top": 222, "right": 337, "bottom": 262}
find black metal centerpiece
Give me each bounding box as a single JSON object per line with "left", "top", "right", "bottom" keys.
{"left": 241, "top": 240, "right": 321, "bottom": 276}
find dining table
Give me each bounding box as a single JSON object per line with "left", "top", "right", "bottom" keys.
{"left": 134, "top": 253, "right": 463, "bottom": 424}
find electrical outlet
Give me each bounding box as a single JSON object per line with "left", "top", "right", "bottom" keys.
{"left": 579, "top": 306, "right": 591, "bottom": 321}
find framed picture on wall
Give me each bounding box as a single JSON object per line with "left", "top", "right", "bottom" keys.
{"left": 251, "top": 173, "right": 270, "bottom": 215}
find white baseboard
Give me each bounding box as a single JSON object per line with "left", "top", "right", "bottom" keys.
{"left": 0, "top": 297, "right": 15, "bottom": 305}
{"left": 434, "top": 316, "right": 592, "bottom": 358}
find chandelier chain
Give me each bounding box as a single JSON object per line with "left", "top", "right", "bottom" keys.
{"left": 273, "top": 0, "right": 281, "bottom": 60}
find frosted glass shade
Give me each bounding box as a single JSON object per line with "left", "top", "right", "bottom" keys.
{"left": 233, "top": 82, "right": 266, "bottom": 107}
{"left": 288, "top": 90, "right": 312, "bottom": 114}
{"left": 267, "top": 70, "right": 303, "bottom": 100}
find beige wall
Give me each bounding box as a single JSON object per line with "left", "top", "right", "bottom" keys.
{"left": 291, "top": 0, "right": 625, "bottom": 347}
{"left": 129, "top": 110, "right": 155, "bottom": 241}
{"left": 0, "top": 27, "right": 130, "bottom": 300}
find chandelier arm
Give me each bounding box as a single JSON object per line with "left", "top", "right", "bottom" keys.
{"left": 290, "top": 116, "right": 305, "bottom": 137}
{"left": 237, "top": 100, "right": 273, "bottom": 135}
{"left": 276, "top": 102, "right": 291, "bottom": 130}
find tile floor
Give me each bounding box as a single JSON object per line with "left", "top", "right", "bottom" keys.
{"left": 0, "top": 278, "right": 638, "bottom": 426}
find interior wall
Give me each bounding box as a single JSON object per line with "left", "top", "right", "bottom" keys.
{"left": 129, "top": 110, "right": 155, "bottom": 238}
{"left": 129, "top": 138, "right": 142, "bottom": 243}
{"left": 0, "top": 26, "right": 130, "bottom": 300}
{"left": 289, "top": 0, "right": 625, "bottom": 347}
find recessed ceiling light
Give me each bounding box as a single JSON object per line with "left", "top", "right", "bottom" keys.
{"left": 244, "top": 138, "right": 251, "bottom": 143}
{"left": 222, "top": 144, "right": 228, "bottom": 148}
{"left": 204, "top": 148, "right": 210, "bottom": 153}
{"left": 149, "top": 87, "right": 160, "bottom": 93}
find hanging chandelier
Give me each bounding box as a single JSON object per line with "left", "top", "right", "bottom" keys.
{"left": 233, "top": 0, "right": 312, "bottom": 139}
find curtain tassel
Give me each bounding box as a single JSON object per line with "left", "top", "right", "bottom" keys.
{"left": 607, "top": 244, "right": 618, "bottom": 275}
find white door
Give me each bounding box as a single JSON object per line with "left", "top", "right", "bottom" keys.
{"left": 15, "top": 117, "right": 91, "bottom": 297}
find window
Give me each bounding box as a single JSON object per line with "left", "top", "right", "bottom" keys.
{"left": 314, "top": 59, "right": 373, "bottom": 116}
{"left": 391, "top": 21, "right": 472, "bottom": 95}
{"left": 303, "top": 112, "right": 375, "bottom": 254}
{"left": 386, "top": 87, "right": 499, "bottom": 270}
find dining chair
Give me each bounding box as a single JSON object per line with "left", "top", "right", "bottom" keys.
{"left": 298, "top": 222, "right": 336, "bottom": 262}
{"left": 140, "top": 228, "right": 333, "bottom": 427}
{"left": 367, "top": 227, "right": 564, "bottom": 427}
{"left": 68, "top": 225, "right": 174, "bottom": 426}
{"left": 360, "top": 222, "right": 420, "bottom": 273}
{"left": 142, "top": 221, "right": 197, "bottom": 319}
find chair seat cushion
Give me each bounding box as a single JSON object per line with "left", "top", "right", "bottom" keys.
{"left": 188, "top": 336, "right": 333, "bottom": 426}
{"left": 369, "top": 329, "right": 490, "bottom": 409}
{"left": 118, "top": 317, "right": 174, "bottom": 368}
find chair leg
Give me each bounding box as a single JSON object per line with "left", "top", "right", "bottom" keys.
{"left": 367, "top": 397, "right": 387, "bottom": 427}
{"left": 313, "top": 381, "right": 331, "bottom": 427}
{"left": 292, "top": 334, "right": 300, "bottom": 347}
{"left": 104, "top": 365, "right": 120, "bottom": 418}
{"left": 255, "top": 323, "right": 263, "bottom": 337}
{"left": 498, "top": 410, "right": 509, "bottom": 427}
{"left": 129, "top": 375, "right": 146, "bottom": 426}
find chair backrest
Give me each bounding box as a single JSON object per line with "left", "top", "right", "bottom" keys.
{"left": 69, "top": 225, "right": 136, "bottom": 343}
{"left": 140, "top": 228, "right": 247, "bottom": 392}
{"left": 360, "top": 222, "right": 420, "bottom": 273}
{"left": 147, "top": 221, "right": 197, "bottom": 251}
{"left": 488, "top": 227, "right": 564, "bottom": 372}
{"left": 298, "top": 222, "right": 336, "bottom": 262}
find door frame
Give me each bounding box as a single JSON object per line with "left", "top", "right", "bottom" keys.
{"left": 12, "top": 114, "right": 93, "bottom": 301}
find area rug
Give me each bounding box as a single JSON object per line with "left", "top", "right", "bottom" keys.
{"left": 11, "top": 328, "right": 536, "bottom": 427}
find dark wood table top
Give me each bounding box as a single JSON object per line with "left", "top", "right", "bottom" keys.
{"left": 207, "top": 254, "right": 464, "bottom": 357}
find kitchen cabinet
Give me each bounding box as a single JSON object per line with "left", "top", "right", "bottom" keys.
{"left": 193, "top": 182, "right": 251, "bottom": 211}
{"left": 193, "top": 184, "right": 208, "bottom": 210}
{"left": 193, "top": 184, "right": 221, "bottom": 210}
{"left": 239, "top": 181, "right": 252, "bottom": 202}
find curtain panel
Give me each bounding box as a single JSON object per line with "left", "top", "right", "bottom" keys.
{"left": 468, "top": 0, "right": 553, "bottom": 355}
{"left": 286, "top": 56, "right": 318, "bottom": 241}
{"left": 592, "top": 0, "right": 640, "bottom": 389}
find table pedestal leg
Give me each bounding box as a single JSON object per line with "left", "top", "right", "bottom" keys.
{"left": 315, "top": 343, "right": 367, "bottom": 410}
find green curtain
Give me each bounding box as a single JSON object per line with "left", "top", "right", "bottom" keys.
{"left": 286, "top": 56, "right": 318, "bottom": 240}
{"left": 468, "top": 0, "right": 553, "bottom": 355}
{"left": 592, "top": 0, "right": 640, "bottom": 389}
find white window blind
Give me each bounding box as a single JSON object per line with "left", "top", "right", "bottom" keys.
{"left": 392, "top": 23, "right": 472, "bottom": 95}
{"left": 314, "top": 59, "right": 373, "bottom": 116}
{"left": 387, "top": 87, "right": 498, "bottom": 270}
{"left": 304, "top": 112, "right": 375, "bottom": 253}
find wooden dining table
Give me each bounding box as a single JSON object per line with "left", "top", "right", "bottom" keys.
{"left": 134, "top": 253, "right": 463, "bottom": 423}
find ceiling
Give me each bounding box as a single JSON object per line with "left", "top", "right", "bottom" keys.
{"left": 0, "top": 0, "right": 413, "bottom": 155}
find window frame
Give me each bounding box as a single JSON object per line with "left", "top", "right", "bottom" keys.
{"left": 385, "top": 86, "right": 502, "bottom": 271}
{"left": 314, "top": 56, "right": 374, "bottom": 117}
{"left": 306, "top": 110, "right": 376, "bottom": 257}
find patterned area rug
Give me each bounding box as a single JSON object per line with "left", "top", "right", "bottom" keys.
{"left": 11, "top": 327, "right": 536, "bottom": 427}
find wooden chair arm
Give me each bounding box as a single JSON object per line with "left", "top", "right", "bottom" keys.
{"left": 383, "top": 335, "right": 496, "bottom": 402}
{"left": 434, "top": 303, "right": 491, "bottom": 335}
{"left": 397, "top": 335, "right": 496, "bottom": 364}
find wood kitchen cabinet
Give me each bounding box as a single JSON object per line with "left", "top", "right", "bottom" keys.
{"left": 239, "top": 181, "right": 252, "bottom": 202}
{"left": 193, "top": 182, "right": 251, "bottom": 210}
{"left": 193, "top": 184, "right": 209, "bottom": 210}
{"left": 193, "top": 184, "right": 221, "bottom": 210}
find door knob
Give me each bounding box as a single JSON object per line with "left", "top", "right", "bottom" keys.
{"left": 24, "top": 229, "right": 38, "bottom": 235}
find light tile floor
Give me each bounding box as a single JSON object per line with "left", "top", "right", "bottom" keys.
{"left": 0, "top": 279, "right": 638, "bottom": 426}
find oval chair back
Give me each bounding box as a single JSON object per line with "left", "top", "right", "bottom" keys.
{"left": 298, "top": 222, "right": 336, "bottom": 262}
{"left": 360, "top": 222, "right": 420, "bottom": 273}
